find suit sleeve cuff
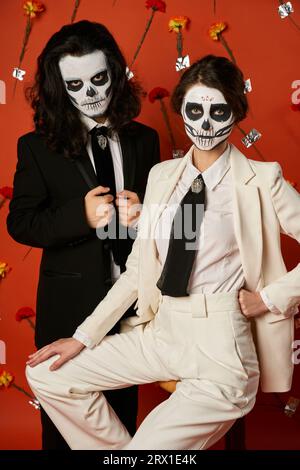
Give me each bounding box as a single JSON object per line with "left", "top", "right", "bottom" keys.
{"left": 260, "top": 290, "right": 281, "bottom": 314}
{"left": 260, "top": 289, "right": 300, "bottom": 316}
{"left": 73, "top": 329, "right": 94, "bottom": 348}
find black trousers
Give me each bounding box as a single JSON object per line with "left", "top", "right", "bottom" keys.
{"left": 41, "top": 386, "right": 138, "bottom": 449}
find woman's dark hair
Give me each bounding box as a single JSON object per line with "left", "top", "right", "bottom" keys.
{"left": 172, "top": 55, "right": 248, "bottom": 123}
{"left": 27, "top": 20, "right": 142, "bottom": 158}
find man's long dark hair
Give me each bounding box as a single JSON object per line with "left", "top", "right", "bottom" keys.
{"left": 27, "top": 20, "right": 142, "bottom": 158}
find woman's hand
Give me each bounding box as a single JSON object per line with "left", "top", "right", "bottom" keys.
{"left": 238, "top": 288, "right": 269, "bottom": 318}
{"left": 26, "top": 338, "right": 85, "bottom": 371}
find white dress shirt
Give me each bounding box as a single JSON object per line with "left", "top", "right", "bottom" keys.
{"left": 155, "top": 144, "right": 245, "bottom": 294}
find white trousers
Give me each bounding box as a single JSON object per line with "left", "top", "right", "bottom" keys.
{"left": 26, "top": 292, "right": 260, "bottom": 450}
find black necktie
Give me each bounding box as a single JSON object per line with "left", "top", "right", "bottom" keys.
{"left": 90, "top": 126, "right": 122, "bottom": 266}
{"left": 156, "top": 173, "right": 206, "bottom": 297}
{"left": 90, "top": 126, "right": 116, "bottom": 197}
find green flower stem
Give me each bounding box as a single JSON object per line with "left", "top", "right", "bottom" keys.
{"left": 177, "top": 28, "right": 183, "bottom": 58}
{"left": 12, "top": 383, "right": 34, "bottom": 400}
{"left": 13, "top": 17, "right": 32, "bottom": 96}
{"left": 26, "top": 317, "right": 36, "bottom": 330}
{"left": 219, "top": 34, "right": 236, "bottom": 64}
{"left": 159, "top": 99, "right": 176, "bottom": 149}
{"left": 130, "top": 9, "right": 156, "bottom": 68}
{"left": 71, "top": 0, "right": 81, "bottom": 23}
{"left": 19, "top": 17, "right": 32, "bottom": 65}
{"left": 23, "top": 247, "right": 32, "bottom": 261}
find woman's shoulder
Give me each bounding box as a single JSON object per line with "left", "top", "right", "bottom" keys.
{"left": 248, "top": 158, "right": 283, "bottom": 184}
{"left": 148, "top": 157, "right": 182, "bottom": 180}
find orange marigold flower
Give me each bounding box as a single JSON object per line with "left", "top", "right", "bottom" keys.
{"left": 149, "top": 87, "right": 170, "bottom": 103}
{"left": 0, "top": 370, "right": 14, "bottom": 388}
{"left": 168, "top": 16, "right": 190, "bottom": 33}
{"left": 23, "top": 1, "right": 45, "bottom": 18}
{"left": 145, "top": 0, "right": 166, "bottom": 12}
{"left": 0, "top": 262, "right": 10, "bottom": 279}
{"left": 209, "top": 22, "right": 227, "bottom": 41}
{"left": 0, "top": 186, "right": 13, "bottom": 199}
{"left": 16, "top": 307, "right": 36, "bottom": 322}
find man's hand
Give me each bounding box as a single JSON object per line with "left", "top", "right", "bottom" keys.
{"left": 116, "top": 190, "right": 141, "bottom": 227}
{"left": 238, "top": 288, "right": 270, "bottom": 319}
{"left": 26, "top": 338, "right": 85, "bottom": 371}
{"left": 85, "top": 186, "right": 114, "bottom": 229}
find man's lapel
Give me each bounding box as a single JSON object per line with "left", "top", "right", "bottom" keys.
{"left": 119, "top": 131, "right": 136, "bottom": 191}
{"left": 230, "top": 145, "right": 263, "bottom": 290}
{"left": 74, "top": 149, "right": 98, "bottom": 190}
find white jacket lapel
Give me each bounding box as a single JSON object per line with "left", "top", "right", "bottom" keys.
{"left": 230, "top": 145, "right": 263, "bottom": 290}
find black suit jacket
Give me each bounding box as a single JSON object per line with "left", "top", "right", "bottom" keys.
{"left": 7, "top": 121, "right": 160, "bottom": 348}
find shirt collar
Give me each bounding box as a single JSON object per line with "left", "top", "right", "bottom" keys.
{"left": 184, "top": 143, "right": 231, "bottom": 191}
{"left": 81, "top": 113, "right": 110, "bottom": 133}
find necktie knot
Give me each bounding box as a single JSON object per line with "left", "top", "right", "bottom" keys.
{"left": 90, "top": 126, "right": 108, "bottom": 137}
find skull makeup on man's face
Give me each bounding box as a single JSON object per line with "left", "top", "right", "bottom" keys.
{"left": 59, "top": 50, "right": 112, "bottom": 118}
{"left": 181, "top": 84, "right": 235, "bottom": 150}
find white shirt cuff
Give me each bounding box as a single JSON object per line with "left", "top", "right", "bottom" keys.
{"left": 260, "top": 290, "right": 281, "bottom": 314}
{"left": 260, "top": 290, "right": 299, "bottom": 316}
{"left": 73, "top": 329, "right": 93, "bottom": 348}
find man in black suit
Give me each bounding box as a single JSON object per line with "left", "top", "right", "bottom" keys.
{"left": 7, "top": 20, "right": 160, "bottom": 449}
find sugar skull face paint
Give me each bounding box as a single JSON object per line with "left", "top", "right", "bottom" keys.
{"left": 181, "top": 84, "right": 235, "bottom": 150}
{"left": 59, "top": 50, "right": 112, "bottom": 118}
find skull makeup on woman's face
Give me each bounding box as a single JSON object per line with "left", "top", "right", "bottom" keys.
{"left": 59, "top": 50, "right": 112, "bottom": 118}
{"left": 181, "top": 84, "right": 235, "bottom": 150}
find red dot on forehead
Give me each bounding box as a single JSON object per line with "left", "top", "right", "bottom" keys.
{"left": 200, "top": 96, "right": 214, "bottom": 102}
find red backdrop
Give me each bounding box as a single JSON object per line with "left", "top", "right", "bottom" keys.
{"left": 0, "top": 0, "right": 299, "bottom": 450}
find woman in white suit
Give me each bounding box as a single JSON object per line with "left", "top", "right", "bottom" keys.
{"left": 26, "top": 55, "right": 300, "bottom": 450}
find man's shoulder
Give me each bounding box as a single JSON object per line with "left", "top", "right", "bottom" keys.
{"left": 18, "top": 130, "right": 47, "bottom": 148}
{"left": 123, "top": 121, "right": 158, "bottom": 140}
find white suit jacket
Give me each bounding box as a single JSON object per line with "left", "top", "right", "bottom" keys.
{"left": 78, "top": 144, "right": 300, "bottom": 393}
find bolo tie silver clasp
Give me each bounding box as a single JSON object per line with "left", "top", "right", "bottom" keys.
{"left": 97, "top": 134, "right": 108, "bottom": 150}
{"left": 191, "top": 178, "right": 203, "bottom": 193}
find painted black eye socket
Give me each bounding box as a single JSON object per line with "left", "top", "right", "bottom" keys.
{"left": 91, "top": 70, "right": 109, "bottom": 86}
{"left": 210, "top": 103, "right": 232, "bottom": 122}
{"left": 66, "top": 80, "right": 83, "bottom": 92}
{"left": 185, "top": 102, "right": 204, "bottom": 121}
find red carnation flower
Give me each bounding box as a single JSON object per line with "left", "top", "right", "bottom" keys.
{"left": 149, "top": 87, "right": 170, "bottom": 103}
{"left": 291, "top": 103, "right": 300, "bottom": 111}
{"left": 16, "top": 307, "right": 35, "bottom": 322}
{"left": 0, "top": 186, "right": 13, "bottom": 199}
{"left": 146, "top": 0, "right": 166, "bottom": 13}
